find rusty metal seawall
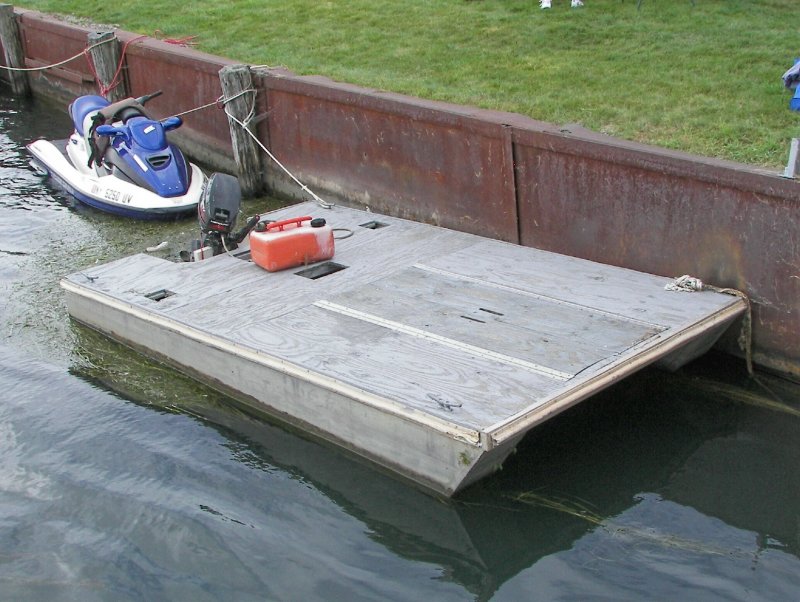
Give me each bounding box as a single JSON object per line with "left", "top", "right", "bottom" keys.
{"left": 5, "top": 8, "right": 799, "bottom": 378}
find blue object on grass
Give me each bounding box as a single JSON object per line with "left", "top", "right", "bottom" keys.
{"left": 783, "top": 58, "right": 800, "bottom": 111}
{"left": 784, "top": 58, "right": 800, "bottom": 89}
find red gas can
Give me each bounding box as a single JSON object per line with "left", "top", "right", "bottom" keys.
{"left": 249, "top": 216, "right": 335, "bottom": 272}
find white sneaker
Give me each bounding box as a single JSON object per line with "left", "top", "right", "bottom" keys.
{"left": 571, "top": 0, "right": 584, "bottom": 6}
{"left": 540, "top": 0, "right": 551, "bottom": 8}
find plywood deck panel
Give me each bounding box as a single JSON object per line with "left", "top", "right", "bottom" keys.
{"left": 230, "top": 304, "right": 565, "bottom": 429}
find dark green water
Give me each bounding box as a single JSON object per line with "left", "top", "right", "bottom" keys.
{"left": 1, "top": 89, "right": 799, "bottom": 601}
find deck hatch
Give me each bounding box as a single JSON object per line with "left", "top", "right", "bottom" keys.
{"left": 295, "top": 262, "right": 347, "bottom": 280}
{"left": 359, "top": 220, "right": 389, "bottom": 230}
{"left": 144, "top": 288, "right": 175, "bottom": 301}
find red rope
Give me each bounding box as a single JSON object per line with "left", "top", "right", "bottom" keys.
{"left": 84, "top": 35, "right": 147, "bottom": 97}
{"left": 153, "top": 30, "right": 199, "bottom": 47}
{"left": 165, "top": 36, "right": 198, "bottom": 47}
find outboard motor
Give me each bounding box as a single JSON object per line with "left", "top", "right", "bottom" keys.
{"left": 184, "top": 173, "right": 257, "bottom": 261}
{"left": 198, "top": 173, "right": 242, "bottom": 237}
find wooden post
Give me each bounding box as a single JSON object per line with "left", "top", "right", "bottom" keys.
{"left": 783, "top": 138, "right": 799, "bottom": 179}
{"left": 0, "top": 4, "right": 30, "bottom": 96}
{"left": 219, "top": 64, "right": 262, "bottom": 197}
{"left": 87, "top": 31, "right": 126, "bottom": 101}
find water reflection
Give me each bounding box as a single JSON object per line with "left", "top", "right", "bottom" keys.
{"left": 69, "top": 325, "right": 800, "bottom": 600}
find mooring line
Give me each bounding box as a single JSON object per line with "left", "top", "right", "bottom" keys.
{"left": 0, "top": 37, "right": 116, "bottom": 72}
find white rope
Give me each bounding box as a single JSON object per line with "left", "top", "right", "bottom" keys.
{"left": 221, "top": 89, "right": 335, "bottom": 210}
{"left": 250, "top": 64, "right": 289, "bottom": 70}
{"left": 220, "top": 233, "right": 238, "bottom": 258}
{"left": 223, "top": 89, "right": 257, "bottom": 127}
{"left": 0, "top": 38, "right": 115, "bottom": 72}
{"left": 665, "top": 274, "right": 704, "bottom": 292}
{"left": 168, "top": 89, "right": 254, "bottom": 119}
{"left": 665, "top": 274, "right": 753, "bottom": 376}
{"left": 170, "top": 98, "right": 221, "bottom": 118}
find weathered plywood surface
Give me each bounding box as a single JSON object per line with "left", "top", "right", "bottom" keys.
{"left": 66, "top": 201, "right": 745, "bottom": 437}
{"left": 321, "top": 266, "right": 663, "bottom": 375}
{"left": 230, "top": 304, "right": 564, "bottom": 430}
{"left": 425, "top": 240, "right": 734, "bottom": 325}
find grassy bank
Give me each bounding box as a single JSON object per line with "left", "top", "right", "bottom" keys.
{"left": 15, "top": 0, "right": 799, "bottom": 168}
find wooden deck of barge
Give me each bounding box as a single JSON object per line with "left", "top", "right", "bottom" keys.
{"left": 61, "top": 201, "right": 747, "bottom": 496}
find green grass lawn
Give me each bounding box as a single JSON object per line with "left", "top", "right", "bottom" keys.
{"left": 16, "top": 0, "right": 799, "bottom": 168}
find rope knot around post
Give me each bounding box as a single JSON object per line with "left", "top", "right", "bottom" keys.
{"left": 86, "top": 31, "right": 128, "bottom": 101}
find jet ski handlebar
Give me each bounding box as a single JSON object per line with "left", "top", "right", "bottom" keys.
{"left": 95, "top": 115, "right": 183, "bottom": 139}
{"left": 135, "top": 91, "right": 163, "bottom": 105}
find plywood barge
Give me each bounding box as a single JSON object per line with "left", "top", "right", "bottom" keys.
{"left": 61, "top": 202, "right": 746, "bottom": 496}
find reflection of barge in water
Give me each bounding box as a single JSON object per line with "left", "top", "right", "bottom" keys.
{"left": 68, "top": 329, "right": 800, "bottom": 601}
{"left": 62, "top": 202, "right": 745, "bottom": 496}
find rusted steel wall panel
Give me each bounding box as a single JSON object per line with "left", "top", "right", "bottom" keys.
{"left": 513, "top": 126, "right": 800, "bottom": 378}
{"left": 17, "top": 10, "right": 95, "bottom": 101}
{"left": 262, "top": 73, "right": 519, "bottom": 242}
{"left": 120, "top": 34, "right": 238, "bottom": 171}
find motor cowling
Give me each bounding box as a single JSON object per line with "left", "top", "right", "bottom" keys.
{"left": 198, "top": 172, "right": 242, "bottom": 236}
{"left": 188, "top": 172, "right": 256, "bottom": 259}
{"left": 181, "top": 173, "right": 259, "bottom": 262}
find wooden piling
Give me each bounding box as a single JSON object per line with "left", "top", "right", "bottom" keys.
{"left": 0, "top": 4, "right": 30, "bottom": 96}
{"left": 87, "top": 31, "right": 126, "bottom": 101}
{"left": 219, "top": 64, "right": 262, "bottom": 197}
{"left": 784, "top": 138, "right": 799, "bottom": 179}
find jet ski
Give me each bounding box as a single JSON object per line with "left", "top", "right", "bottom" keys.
{"left": 27, "top": 91, "right": 209, "bottom": 219}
